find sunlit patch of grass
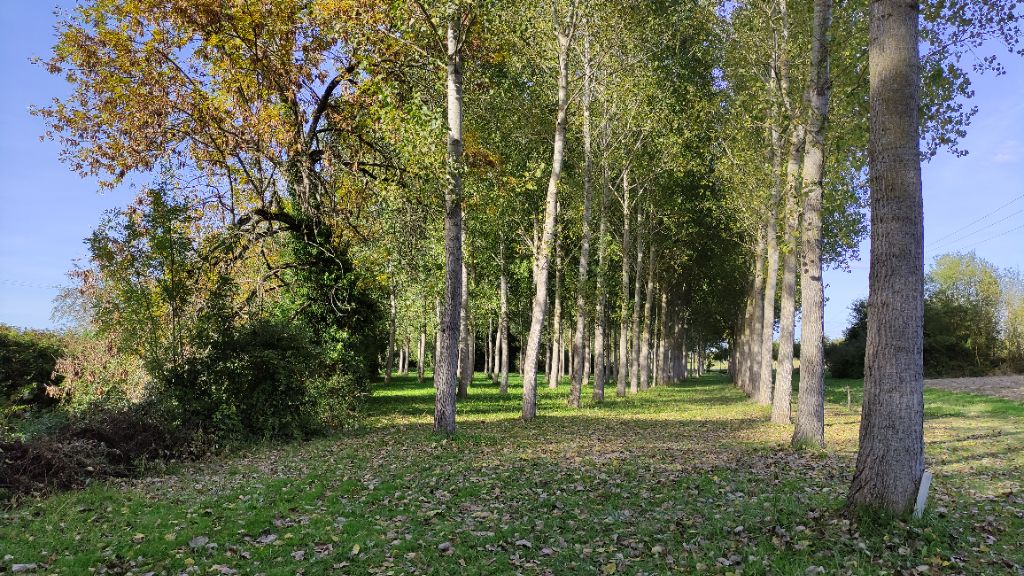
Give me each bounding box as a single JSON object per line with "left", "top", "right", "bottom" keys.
{"left": 2, "top": 373, "right": 1021, "bottom": 575}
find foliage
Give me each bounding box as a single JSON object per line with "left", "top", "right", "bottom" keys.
{"left": 924, "top": 252, "right": 1003, "bottom": 376}
{"left": 49, "top": 329, "right": 149, "bottom": 411}
{"left": 825, "top": 299, "right": 868, "bottom": 379}
{"left": 0, "top": 325, "right": 64, "bottom": 406}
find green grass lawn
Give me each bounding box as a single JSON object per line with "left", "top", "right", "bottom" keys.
{"left": 2, "top": 373, "right": 1022, "bottom": 575}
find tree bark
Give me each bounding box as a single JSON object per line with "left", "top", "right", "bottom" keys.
{"left": 639, "top": 246, "right": 655, "bottom": 391}
{"left": 658, "top": 291, "right": 669, "bottom": 385}
{"left": 617, "top": 167, "right": 632, "bottom": 397}
{"left": 433, "top": 11, "right": 465, "bottom": 433}
{"left": 458, "top": 244, "right": 472, "bottom": 400}
{"left": 847, "top": 0, "right": 925, "bottom": 515}
{"left": 486, "top": 317, "right": 493, "bottom": 384}
{"left": 757, "top": 125, "right": 784, "bottom": 405}
{"left": 548, "top": 236, "right": 563, "bottom": 389}
{"left": 385, "top": 286, "right": 397, "bottom": 384}
{"left": 737, "top": 233, "right": 765, "bottom": 394}
{"left": 418, "top": 311, "right": 426, "bottom": 384}
{"left": 522, "top": 20, "right": 573, "bottom": 420}
{"left": 629, "top": 222, "right": 644, "bottom": 394}
{"left": 592, "top": 163, "right": 609, "bottom": 402}
{"left": 569, "top": 25, "right": 594, "bottom": 407}
{"left": 793, "top": 0, "right": 832, "bottom": 448}
{"left": 499, "top": 266, "right": 510, "bottom": 394}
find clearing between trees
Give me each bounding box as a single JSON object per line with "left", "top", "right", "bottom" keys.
{"left": 3, "top": 374, "right": 1022, "bottom": 575}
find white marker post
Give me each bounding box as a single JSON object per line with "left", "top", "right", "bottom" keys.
{"left": 913, "top": 470, "right": 932, "bottom": 519}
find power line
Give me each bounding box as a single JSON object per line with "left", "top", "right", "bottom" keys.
{"left": 955, "top": 222, "right": 1024, "bottom": 252}
{"left": 0, "top": 278, "right": 63, "bottom": 290}
{"left": 925, "top": 192, "right": 1024, "bottom": 249}
{"left": 925, "top": 208, "right": 1023, "bottom": 254}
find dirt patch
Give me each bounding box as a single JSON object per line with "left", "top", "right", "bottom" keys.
{"left": 925, "top": 375, "right": 1024, "bottom": 402}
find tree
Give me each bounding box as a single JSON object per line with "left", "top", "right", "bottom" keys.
{"left": 923, "top": 252, "right": 1002, "bottom": 375}
{"left": 847, "top": 0, "right": 925, "bottom": 515}
{"left": 792, "top": 0, "right": 833, "bottom": 448}
{"left": 434, "top": 5, "right": 470, "bottom": 433}
{"left": 522, "top": 0, "right": 577, "bottom": 420}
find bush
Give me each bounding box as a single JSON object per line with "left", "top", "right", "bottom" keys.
{"left": 825, "top": 338, "right": 865, "bottom": 379}
{"left": 50, "top": 330, "right": 149, "bottom": 411}
{"left": 0, "top": 325, "right": 64, "bottom": 406}
{"left": 304, "top": 372, "right": 367, "bottom": 432}
{"left": 158, "top": 317, "right": 363, "bottom": 440}
{"left": 825, "top": 299, "right": 867, "bottom": 379}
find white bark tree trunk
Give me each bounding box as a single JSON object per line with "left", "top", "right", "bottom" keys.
{"left": 757, "top": 125, "right": 784, "bottom": 405}
{"left": 458, "top": 243, "right": 473, "bottom": 400}
{"left": 499, "top": 266, "right": 510, "bottom": 394}
{"left": 629, "top": 222, "right": 644, "bottom": 394}
{"left": 522, "top": 18, "right": 573, "bottom": 419}
{"left": 639, "top": 245, "right": 655, "bottom": 391}
{"left": 385, "top": 287, "right": 397, "bottom": 384}
{"left": 569, "top": 25, "right": 594, "bottom": 408}
{"left": 617, "top": 167, "right": 632, "bottom": 397}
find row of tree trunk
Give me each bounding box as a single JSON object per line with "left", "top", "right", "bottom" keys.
{"left": 731, "top": 0, "right": 831, "bottom": 448}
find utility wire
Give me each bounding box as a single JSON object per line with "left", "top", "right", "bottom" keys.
{"left": 925, "top": 208, "right": 1023, "bottom": 253}
{"left": 925, "top": 192, "right": 1024, "bottom": 249}
{"left": 954, "top": 222, "right": 1024, "bottom": 252}
{"left": 0, "top": 278, "right": 63, "bottom": 290}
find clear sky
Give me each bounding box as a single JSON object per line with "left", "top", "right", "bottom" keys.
{"left": 1, "top": 2, "right": 1023, "bottom": 336}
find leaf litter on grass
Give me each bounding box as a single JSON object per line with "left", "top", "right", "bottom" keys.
{"left": 2, "top": 373, "right": 1022, "bottom": 575}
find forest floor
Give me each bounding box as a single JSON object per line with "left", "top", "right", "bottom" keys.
{"left": 2, "top": 373, "right": 1022, "bottom": 575}
{"left": 925, "top": 374, "right": 1024, "bottom": 402}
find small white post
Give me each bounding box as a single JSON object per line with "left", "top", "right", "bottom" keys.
{"left": 913, "top": 470, "right": 932, "bottom": 519}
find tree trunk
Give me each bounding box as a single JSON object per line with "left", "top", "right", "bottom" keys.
{"left": 639, "top": 246, "right": 655, "bottom": 392}
{"left": 629, "top": 225, "right": 644, "bottom": 394}
{"left": 458, "top": 246, "right": 472, "bottom": 400}
{"left": 568, "top": 29, "right": 594, "bottom": 408}
{"left": 658, "top": 291, "right": 669, "bottom": 385}
{"left": 522, "top": 24, "right": 572, "bottom": 420}
{"left": 492, "top": 310, "right": 501, "bottom": 384}
{"left": 486, "top": 317, "right": 493, "bottom": 385}
{"left": 747, "top": 237, "right": 766, "bottom": 394}
{"left": 549, "top": 237, "right": 563, "bottom": 389}
{"left": 848, "top": 0, "right": 925, "bottom": 515}
{"left": 499, "top": 266, "right": 510, "bottom": 394}
{"left": 792, "top": 0, "right": 832, "bottom": 448}
{"left": 434, "top": 297, "right": 442, "bottom": 388}
{"left": 772, "top": 123, "right": 806, "bottom": 424}
{"left": 433, "top": 12, "right": 465, "bottom": 433}
{"left": 593, "top": 118, "right": 610, "bottom": 403}
{"left": 757, "top": 126, "right": 784, "bottom": 405}
{"left": 617, "top": 168, "right": 632, "bottom": 397}
{"left": 385, "top": 287, "right": 397, "bottom": 384}
{"left": 418, "top": 313, "right": 426, "bottom": 384}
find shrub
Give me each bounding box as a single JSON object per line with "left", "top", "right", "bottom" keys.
{"left": 158, "top": 317, "right": 347, "bottom": 440}
{"left": 0, "top": 325, "right": 64, "bottom": 406}
{"left": 825, "top": 299, "right": 867, "bottom": 379}
{"left": 304, "top": 372, "right": 367, "bottom": 432}
{"left": 50, "top": 330, "right": 149, "bottom": 411}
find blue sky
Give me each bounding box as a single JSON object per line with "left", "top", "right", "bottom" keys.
{"left": 1, "top": 2, "right": 1022, "bottom": 337}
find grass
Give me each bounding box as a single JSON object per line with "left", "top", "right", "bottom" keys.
{"left": 2, "top": 373, "right": 1022, "bottom": 575}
